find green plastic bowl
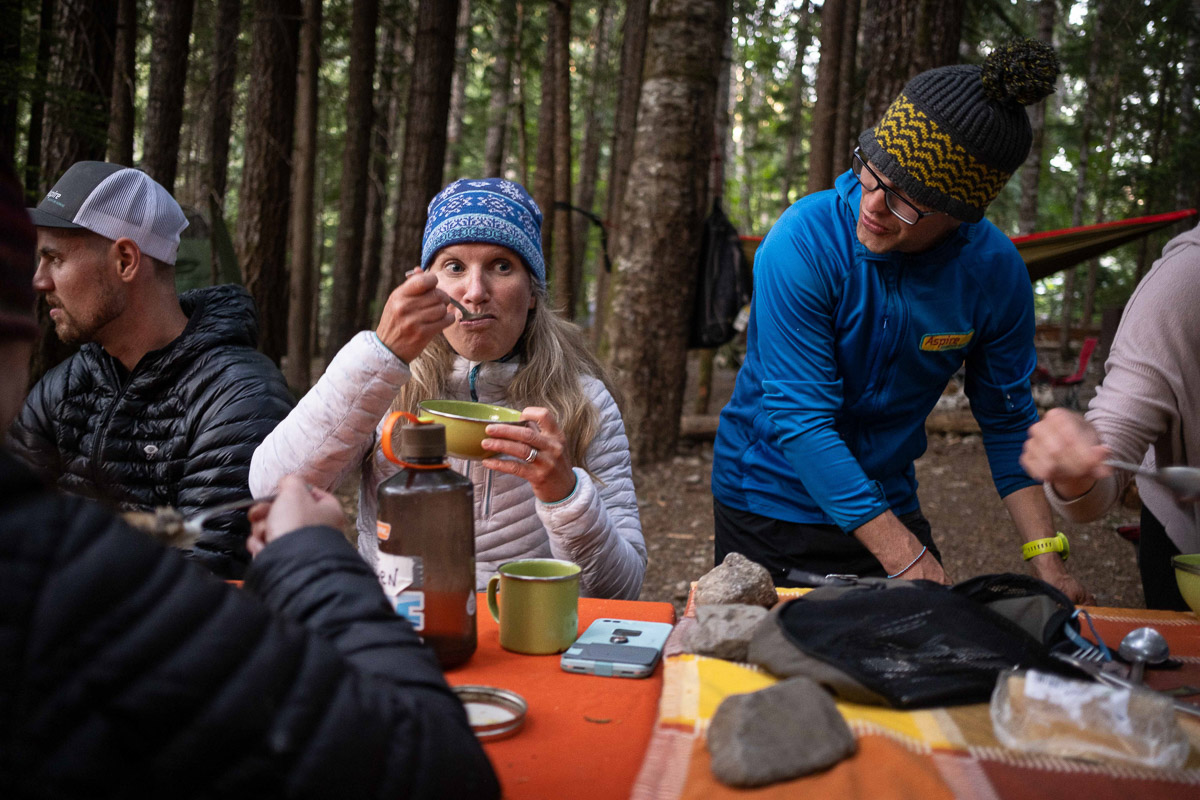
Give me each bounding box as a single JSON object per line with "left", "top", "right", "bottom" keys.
{"left": 418, "top": 400, "right": 526, "bottom": 460}
{"left": 1172, "top": 554, "right": 1200, "bottom": 617}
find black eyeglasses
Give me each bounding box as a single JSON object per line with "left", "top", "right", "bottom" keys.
{"left": 851, "top": 148, "right": 938, "bottom": 226}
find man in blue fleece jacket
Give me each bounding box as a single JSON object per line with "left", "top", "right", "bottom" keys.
{"left": 712, "top": 40, "right": 1091, "bottom": 604}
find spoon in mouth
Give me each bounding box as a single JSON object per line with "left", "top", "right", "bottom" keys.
{"left": 445, "top": 295, "right": 487, "bottom": 322}
{"left": 405, "top": 266, "right": 487, "bottom": 321}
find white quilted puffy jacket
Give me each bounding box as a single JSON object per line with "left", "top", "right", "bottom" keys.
{"left": 250, "top": 332, "right": 646, "bottom": 599}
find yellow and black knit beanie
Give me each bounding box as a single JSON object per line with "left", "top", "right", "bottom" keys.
{"left": 857, "top": 39, "right": 1059, "bottom": 223}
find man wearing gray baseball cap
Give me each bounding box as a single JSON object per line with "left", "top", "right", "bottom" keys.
{"left": 8, "top": 161, "right": 295, "bottom": 578}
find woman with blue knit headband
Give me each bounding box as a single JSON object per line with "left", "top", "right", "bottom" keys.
{"left": 251, "top": 178, "right": 646, "bottom": 600}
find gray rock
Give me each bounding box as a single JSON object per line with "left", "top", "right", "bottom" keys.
{"left": 694, "top": 552, "right": 778, "bottom": 608}
{"left": 684, "top": 604, "right": 769, "bottom": 661}
{"left": 707, "top": 677, "right": 857, "bottom": 788}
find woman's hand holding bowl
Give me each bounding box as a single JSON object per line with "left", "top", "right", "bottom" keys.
{"left": 375, "top": 268, "right": 456, "bottom": 362}
{"left": 482, "top": 407, "right": 577, "bottom": 503}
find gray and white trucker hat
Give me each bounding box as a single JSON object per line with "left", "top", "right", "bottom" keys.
{"left": 28, "top": 161, "right": 188, "bottom": 265}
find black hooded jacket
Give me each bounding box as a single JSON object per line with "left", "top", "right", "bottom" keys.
{"left": 0, "top": 451, "right": 500, "bottom": 800}
{"left": 6, "top": 284, "right": 295, "bottom": 577}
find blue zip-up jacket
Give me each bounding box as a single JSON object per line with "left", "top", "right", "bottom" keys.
{"left": 712, "top": 170, "right": 1040, "bottom": 532}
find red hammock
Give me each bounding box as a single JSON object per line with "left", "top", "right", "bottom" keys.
{"left": 738, "top": 208, "right": 1198, "bottom": 282}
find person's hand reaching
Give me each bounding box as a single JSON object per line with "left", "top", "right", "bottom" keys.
{"left": 247, "top": 475, "right": 347, "bottom": 557}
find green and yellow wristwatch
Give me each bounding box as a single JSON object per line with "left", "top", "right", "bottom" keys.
{"left": 1022, "top": 531, "right": 1070, "bottom": 561}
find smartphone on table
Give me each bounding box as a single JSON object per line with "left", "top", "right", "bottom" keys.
{"left": 560, "top": 618, "right": 674, "bottom": 678}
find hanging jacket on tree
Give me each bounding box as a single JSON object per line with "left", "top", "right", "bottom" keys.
{"left": 0, "top": 450, "right": 500, "bottom": 800}
{"left": 713, "top": 170, "right": 1041, "bottom": 533}
{"left": 6, "top": 284, "right": 295, "bottom": 578}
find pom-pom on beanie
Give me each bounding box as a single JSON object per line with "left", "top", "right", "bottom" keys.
{"left": 421, "top": 178, "right": 545, "bottom": 285}
{"left": 857, "top": 39, "right": 1059, "bottom": 223}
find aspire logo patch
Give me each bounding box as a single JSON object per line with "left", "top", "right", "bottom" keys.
{"left": 919, "top": 330, "right": 974, "bottom": 352}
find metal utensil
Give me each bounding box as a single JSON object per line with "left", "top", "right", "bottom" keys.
{"left": 1053, "top": 652, "right": 1200, "bottom": 719}
{"left": 1105, "top": 459, "right": 1200, "bottom": 503}
{"left": 405, "top": 267, "right": 487, "bottom": 321}
{"left": 184, "top": 493, "right": 277, "bottom": 536}
{"left": 443, "top": 295, "right": 487, "bottom": 322}
{"left": 1118, "top": 626, "right": 1171, "bottom": 684}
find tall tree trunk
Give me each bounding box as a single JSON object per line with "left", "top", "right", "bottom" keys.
{"left": 1136, "top": 62, "right": 1170, "bottom": 284}
{"left": 591, "top": 0, "right": 649, "bottom": 350}
{"left": 326, "top": 0, "right": 379, "bottom": 357}
{"left": 358, "top": 13, "right": 405, "bottom": 332}
{"left": 605, "top": 0, "right": 728, "bottom": 466}
{"left": 533, "top": 3, "right": 560, "bottom": 266}
{"left": 104, "top": 0, "right": 136, "bottom": 165}
{"left": 831, "top": 0, "right": 860, "bottom": 176}
{"left": 513, "top": 2, "right": 529, "bottom": 184}
{"left": 1081, "top": 76, "right": 1120, "bottom": 332}
{"left": 570, "top": 0, "right": 611, "bottom": 318}
{"left": 142, "top": 0, "right": 195, "bottom": 193}
{"left": 40, "top": 0, "right": 117, "bottom": 190}
{"left": 1060, "top": 0, "right": 1104, "bottom": 357}
{"left": 235, "top": 0, "right": 301, "bottom": 364}
{"left": 1017, "top": 0, "right": 1055, "bottom": 236}
{"left": 32, "top": 0, "right": 117, "bottom": 384}
{"left": 780, "top": 1, "right": 813, "bottom": 208}
{"left": 0, "top": 0, "right": 20, "bottom": 163}
{"left": 550, "top": 0, "right": 573, "bottom": 315}
{"left": 735, "top": 14, "right": 759, "bottom": 227}
{"left": 24, "top": 0, "right": 55, "bottom": 202}
{"left": 386, "top": 0, "right": 460, "bottom": 288}
{"left": 807, "top": 0, "right": 844, "bottom": 193}
{"left": 285, "top": 0, "right": 321, "bottom": 390}
{"left": 859, "top": 0, "right": 964, "bottom": 132}
{"left": 205, "top": 0, "right": 241, "bottom": 284}
{"left": 483, "top": 0, "right": 516, "bottom": 177}
{"left": 1176, "top": 0, "right": 1200, "bottom": 213}
{"left": 443, "top": 0, "right": 472, "bottom": 179}
{"left": 694, "top": 6, "right": 734, "bottom": 417}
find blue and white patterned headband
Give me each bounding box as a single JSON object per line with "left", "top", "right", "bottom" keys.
{"left": 421, "top": 178, "right": 545, "bottom": 285}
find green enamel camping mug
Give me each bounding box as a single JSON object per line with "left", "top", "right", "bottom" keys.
{"left": 486, "top": 559, "right": 581, "bottom": 654}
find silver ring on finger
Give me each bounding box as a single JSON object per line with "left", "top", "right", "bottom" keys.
{"left": 525, "top": 446, "right": 539, "bottom": 463}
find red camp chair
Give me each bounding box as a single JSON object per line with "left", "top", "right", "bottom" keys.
{"left": 1031, "top": 337, "right": 1098, "bottom": 409}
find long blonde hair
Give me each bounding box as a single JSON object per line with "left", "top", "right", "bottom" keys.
{"left": 393, "top": 282, "right": 621, "bottom": 472}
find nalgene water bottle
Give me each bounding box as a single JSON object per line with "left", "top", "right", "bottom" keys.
{"left": 376, "top": 417, "right": 477, "bottom": 668}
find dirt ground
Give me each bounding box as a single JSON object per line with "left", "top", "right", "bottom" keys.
{"left": 633, "top": 351, "right": 1145, "bottom": 616}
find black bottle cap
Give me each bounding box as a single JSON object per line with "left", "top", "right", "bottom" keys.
{"left": 400, "top": 423, "right": 447, "bottom": 460}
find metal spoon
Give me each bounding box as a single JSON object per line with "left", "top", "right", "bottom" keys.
{"left": 184, "top": 493, "right": 277, "bottom": 537}
{"left": 1118, "top": 626, "right": 1170, "bottom": 684}
{"left": 444, "top": 295, "right": 488, "bottom": 322}
{"left": 1105, "top": 459, "right": 1200, "bottom": 503}
{"left": 404, "top": 266, "right": 487, "bottom": 321}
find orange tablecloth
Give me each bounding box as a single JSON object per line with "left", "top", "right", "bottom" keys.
{"left": 446, "top": 595, "right": 676, "bottom": 800}
{"left": 633, "top": 591, "right": 1200, "bottom": 800}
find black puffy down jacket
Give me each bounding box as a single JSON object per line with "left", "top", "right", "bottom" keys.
{"left": 6, "top": 284, "right": 295, "bottom": 577}
{"left": 0, "top": 451, "right": 500, "bottom": 800}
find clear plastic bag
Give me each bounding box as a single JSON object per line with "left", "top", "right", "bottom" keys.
{"left": 990, "top": 669, "right": 1189, "bottom": 769}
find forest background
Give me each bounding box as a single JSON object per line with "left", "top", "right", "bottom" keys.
{"left": 2, "top": 0, "right": 1199, "bottom": 474}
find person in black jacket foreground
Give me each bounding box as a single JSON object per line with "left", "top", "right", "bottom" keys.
{"left": 0, "top": 160, "right": 500, "bottom": 799}
{"left": 7, "top": 161, "right": 295, "bottom": 578}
